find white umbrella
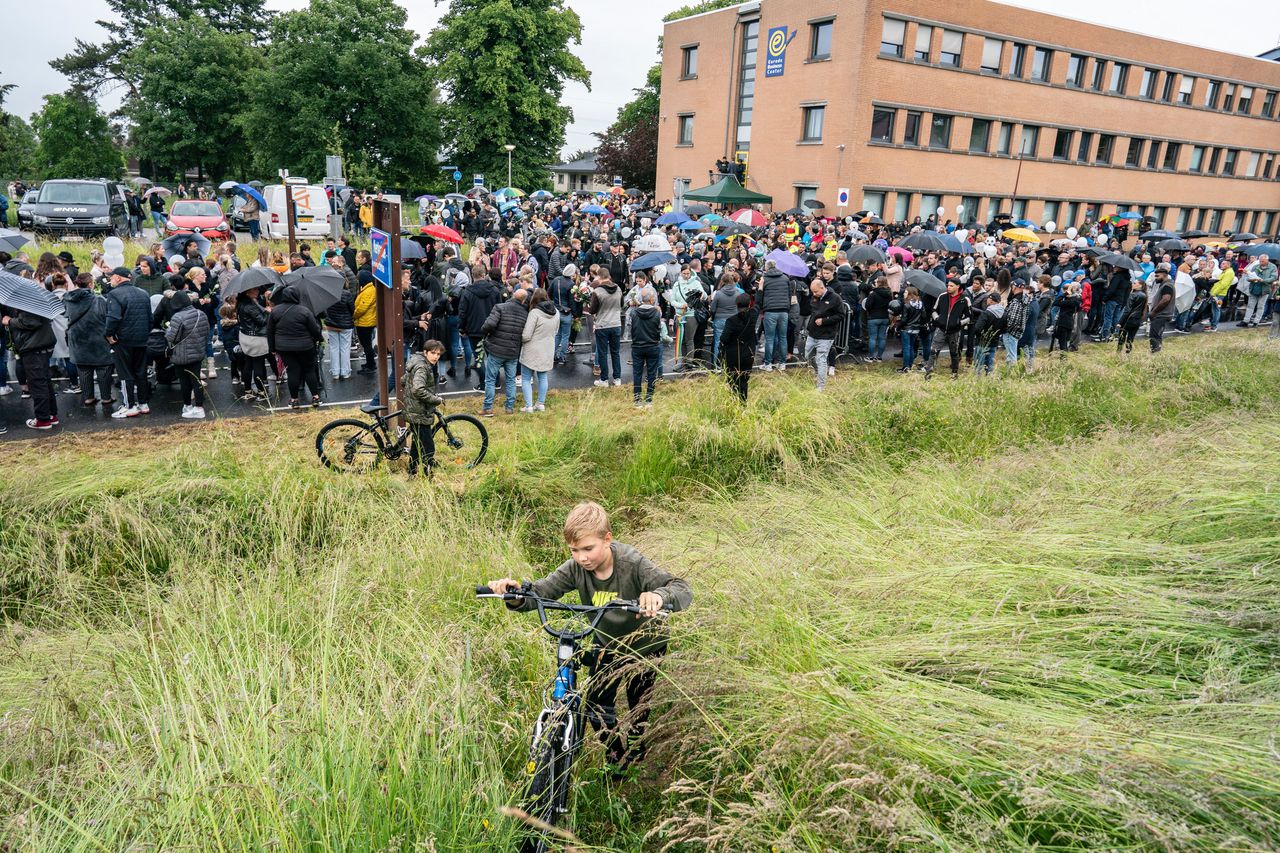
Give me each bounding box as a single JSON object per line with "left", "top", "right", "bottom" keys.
{"left": 218, "top": 180, "right": 238, "bottom": 191}
{"left": 144, "top": 187, "right": 172, "bottom": 199}
{"left": 1174, "top": 271, "right": 1195, "bottom": 314}
{"left": 632, "top": 233, "right": 669, "bottom": 252}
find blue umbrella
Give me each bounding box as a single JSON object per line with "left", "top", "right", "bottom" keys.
{"left": 400, "top": 238, "right": 426, "bottom": 260}
{"left": 938, "top": 234, "right": 974, "bottom": 253}
{"left": 630, "top": 252, "right": 676, "bottom": 271}
{"left": 233, "top": 183, "right": 267, "bottom": 207}
{"left": 499, "top": 200, "right": 519, "bottom": 213}
{"left": 530, "top": 190, "right": 553, "bottom": 200}
{"left": 1013, "top": 219, "right": 1036, "bottom": 229}
{"left": 655, "top": 211, "right": 691, "bottom": 226}
{"left": 678, "top": 220, "right": 706, "bottom": 232}
{"left": 765, "top": 249, "right": 809, "bottom": 278}
{"left": 581, "top": 204, "right": 609, "bottom": 215}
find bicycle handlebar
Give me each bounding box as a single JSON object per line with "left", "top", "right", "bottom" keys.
{"left": 475, "top": 583, "right": 670, "bottom": 640}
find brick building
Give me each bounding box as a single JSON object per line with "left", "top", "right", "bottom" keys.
{"left": 656, "top": 0, "right": 1280, "bottom": 236}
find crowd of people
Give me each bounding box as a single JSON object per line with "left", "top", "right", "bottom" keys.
{"left": 1, "top": 190, "right": 1277, "bottom": 434}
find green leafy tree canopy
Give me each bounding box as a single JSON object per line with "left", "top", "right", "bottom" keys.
{"left": 0, "top": 76, "right": 36, "bottom": 180}
{"left": 30, "top": 92, "right": 124, "bottom": 180}
{"left": 594, "top": 63, "right": 659, "bottom": 191}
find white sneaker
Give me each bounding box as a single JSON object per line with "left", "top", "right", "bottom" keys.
{"left": 535, "top": 403, "right": 545, "bottom": 412}
{"left": 777, "top": 363, "right": 786, "bottom": 372}
{"left": 593, "top": 379, "right": 608, "bottom": 387}
{"left": 761, "top": 364, "right": 773, "bottom": 372}
{"left": 0, "top": 385, "right": 11, "bottom": 396}
{"left": 520, "top": 406, "right": 534, "bottom": 413}
{"left": 182, "top": 406, "right": 206, "bottom": 419}
{"left": 136, "top": 403, "right": 151, "bottom": 414}
{"left": 611, "top": 378, "right": 621, "bottom": 386}
{"left": 828, "top": 366, "right": 836, "bottom": 377}
{"left": 181, "top": 405, "right": 192, "bottom": 417}
{"left": 112, "top": 405, "right": 139, "bottom": 419}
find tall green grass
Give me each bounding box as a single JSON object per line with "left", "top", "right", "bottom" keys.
{"left": 0, "top": 335, "right": 1277, "bottom": 850}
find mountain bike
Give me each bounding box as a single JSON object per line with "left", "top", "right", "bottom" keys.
{"left": 315, "top": 407, "right": 488, "bottom": 473}
{"left": 475, "top": 582, "right": 671, "bottom": 853}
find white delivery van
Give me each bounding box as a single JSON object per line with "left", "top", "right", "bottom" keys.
{"left": 260, "top": 181, "right": 333, "bottom": 239}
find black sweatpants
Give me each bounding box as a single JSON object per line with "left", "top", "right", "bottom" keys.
{"left": 1116, "top": 325, "right": 1139, "bottom": 353}
{"left": 175, "top": 361, "right": 204, "bottom": 406}
{"left": 356, "top": 326, "right": 376, "bottom": 370}
{"left": 407, "top": 420, "right": 435, "bottom": 475}
{"left": 114, "top": 345, "right": 149, "bottom": 406}
{"left": 280, "top": 349, "right": 321, "bottom": 401}
{"left": 22, "top": 350, "right": 57, "bottom": 421}
{"left": 585, "top": 650, "right": 660, "bottom": 763}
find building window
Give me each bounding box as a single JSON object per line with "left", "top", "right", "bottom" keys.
{"left": 734, "top": 20, "right": 757, "bottom": 150}
{"left": 1195, "top": 208, "right": 1208, "bottom": 229}
{"left": 809, "top": 20, "right": 833, "bottom": 61}
{"left": 981, "top": 38, "right": 1003, "bottom": 74}
{"left": 1019, "top": 124, "right": 1038, "bottom": 156}
{"left": 870, "top": 108, "right": 895, "bottom": 142}
{"left": 1179, "top": 76, "right": 1195, "bottom": 104}
{"left": 677, "top": 114, "right": 694, "bottom": 145}
{"left": 1263, "top": 211, "right": 1276, "bottom": 236}
{"left": 986, "top": 197, "right": 1005, "bottom": 220}
{"left": 959, "top": 196, "right": 980, "bottom": 223}
{"left": 1261, "top": 90, "right": 1277, "bottom": 118}
{"left": 1189, "top": 145, "right": 1205, "bottom": 173}
{"left": 996, "top": 122, "right": 1012, "bottom": 155}
{"left": 795, "top": 186, "right": 819, "bottom": 209}
{"left": 914, "top": 25, "right": 933, "bottom": 62}
{"left": 940, "top": 29, "right": 963, "bottom": 67}
{"left": 1052, "top": 128, "right": 1073, "bottom": 160}
{"left": 969, "top": 118, "right": 991, "bottom": 152}
{"left": 1222, "top": 148, "right": 1238, "bottom": 175}
{"left": 894, "top": 193, "right": 911, "bottom": 221}
{"left": 1150, "top": 206, "right": 1166, "bottom": 228}
{"left": 1205, "top": 80, "right": 1221, "bottom": 108}
{"left": 1208, "top": 209, "right": 1222, "bottom": 232}
{"left": 1109, "top": 62, "right": 1128, "bottom": 93}
{"left": 1163, "top": 142, "right": 1181, "bottom": 171}
{"left": 1066, "top": 54, "right": 1085, "bottom": 87}
{"left": 880, "top": 18, "right": 905, "bottom": 57}
{"left": 1011, "top": 199, "right": 1028, "bottom": 220}
{"left": 1076, "top": 131, "right": 1092, "bottom": 163}
{"left": 1208, "top": 147, "right": 1222, "bottom": 173}
{"left": 1064, "top": 202, "right": 1079, "bottom": 229}
{"left": 861, "top": 191, "right": 885, "bottom": 216}
{"left": 930, "top": 114, "right": 953, "bottom": 149}
{"left": 1146, "top": 141, "right": 1162, "bottom": 170}
{"left": 1237, "top": 86, "right": 1253, "bottom": 113}
{"left": 1095, "top": 134, "right": 1114, "bottom": 164}
{"left": 1140, "top": 68, "right": 1158, "bottom": 99}
{"left": 1246, "top": 151, "right": 1261, "bottom": 177}
{"left": 1263, "top": 155, "right": 1274, "bottom": 180}
{"left": 1222, "top": 83, "right": 1236, "bottom": 111}
{"left": 1030, "top": 47, "right": 1052, "bottom": 81}
{"left": 1161, "top": 73, "right": 1176, "bottom": 102}
{"left": 903, "top": 110, "right": 921, "bottom": 145}
{"left": 1042, "top": 200, "right": 1060, "bottom": 227}
{"left": 681, "top": 45, "right": 698, "bottom": 78}
{"left": 1091, "top": 58, "right": 1108, "bottom": 91}
{"left": 1176, "top": 208, "right": 1190, "bottom": 231}
{"left": 1010, "top": 43, "right": 1027, "bottom": 78}
{"left": 1125, "top": 138, "right": 1145, "bottom": 167}
{"left": 801, "top": 106, "right": 825, "bottom": 142}
{"left": 921, "top": 194, "right": 941, "bottom": 219}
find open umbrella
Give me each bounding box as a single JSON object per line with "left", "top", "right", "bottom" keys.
{"left": 765, "top": 249, "right": 809, "bottom": 277}
{"left": 282, "top": 266, "right": 347, "bottom": 316}
{"left": 530, "top": 190, "right": 554, "bottom": 200}
{"left": 1228, "top": 232, "right": 1257, "bottom": 242}
{"left": 415, "top": 194, "right": 438, "bottom": 203}
{"left": 633, "top": 210, "right": 661, "bottom": 219}
{"left": 466, "top": 186, "right": 490, "bottom": 198}
{"left": 699, "top": 213, "right": 725, "bottom": 225}
{"left": 655, "top": 211, "right": 691, "bottom": 226}
{"left": 847, "top": 245, "right": 888, "bottom": 264}
{"left": 161, "top": 232, "right": 211, "bottom": 258}
{"left": 678, "top": 220, "right": 707, "bottom": 232}
{"left": 782, "top": 207, "right": 805, "bottom": 216}
{"left": 1097, "top": 252, "right": 1141, "bottom": 271}
{"left": 939, "top": 234, "right": 973, "bottom": 253}
{"left": 848, "top": 229, "right": 869, "bottom": 241}
{"left": 499, "top": 200, "right": 520, "bottom": 213}
{"left": 421, "top": 223, "right": 464, "bottom": 244}
{"left": 1174, "top": 271, "right": 1196, "bottom": 313}
{"left": 130, "top": 177, "right": 153, "bottom": 187}
{"left": 887, "top": 246, "right": 914, "bottom": 263}
{"left": 626, "top": 187, "right": 643, "bottom": 197}
{"left": 718, "top": 222, "right": 754, "bottom": 238}
{"left": 495, "top": 187, "right": 525, "bottom": 199}
{"left": 143, "top": 187, "right": 172, "bottom": 199}
{"left": 1114, "top": 210, "right": 1143, "bottom": 221}
{"left": 899, "top": 232, "right": 949, "bottom": 253}
{"left": 684, "top": 203, "right": 712, "bottom": 218}
{"left": 632, "top": 234, "right": 671, "bottom": 252}
{"left": 1141, "top": 229, "right": 1179, "bottom": 241}
{"left": 0, "top": 269, "right": 63, "bottom": 319}
{"left": 1080, "top": 246, "right": 1109, "bottom": 257}
{"left": 1240, "top": 243, "right": 1280, "bottom": 258}
{"left": 1012, "top": 219, "right": 1036, "bottom": 229}
{"left": 608, "top": 186, "right": 627, "bottom": 196}
{"left": 861, "top": 215, "right": 884, "bottom": 225}
{"left": 221, "top": 266, "right": 285, "bottom": 302}
{"left": 444, "top": 193, "right": 468, "bottom": 203}
{"left": 219, "top": 180, "right": 239, "bottom": 192}
{"left": 581, "top": 204, "right": 610, "bottom": 215}
{"left": 1178, "top": 229, "right": 1212, "bottom": 239}
{"left": 802, "top": 199, "right": 825, "bottom": 210}
{"left": 1000, "top": 228, "right": 1041, "bottom": 244}
{"left": 0, "top": 228, "right": 29, "bottom": 255}
{"left": 247, "top": 180, "right": 265, "bottom": 189}
{"left": 630, "top": 251, "right": 677, "bottom": 271}
{"left": 233, "top": 183, "right": 267, "bottom": 207}
{"left": 728, "top": 209, "right": 767, "bottom": 227}
{"left": 399, "top": 238, "right": 426, "bottom": 260}
{"left": 1155, "top": 238, "right": 1190, "bottom": 252}
{"left": 904, "top": 269, "right": 945, "bottom": 298}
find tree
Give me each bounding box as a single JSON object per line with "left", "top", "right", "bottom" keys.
{"left": 51, "top": 0, "right": 271, "bottom": 97}
{"left": 423, "top": 0, "right": 590, "bottom": 191}
{"left": 593, "top": 63, "right": 660, "bottom": 191}
{"left": 244, "top": 0, "right": 440, "bottom": 188}
{"left": 30, "top": 92, "right": 124, "bottom": 180}
{"left": 125, "top": 17, "right": 260, "bottom": 181}
{"left": 0, "top": 77, "right": 36, "bottom": 179}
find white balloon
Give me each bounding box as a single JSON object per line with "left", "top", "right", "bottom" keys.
{"left": 982, "top": 244, "right": 997, "bottom": 258}
{"left": 954, "top": 229, "right": 968, "bottom": 243}
{"left": 104, "top": 254, "right": 125, "bottom": 268}
{"left": 1074, "top": 237, "right": 1088, "bottom": 247}
{"left": 1066, "top": 226, "right": 1078, "bottom": 239}
{"left": 1044, "top": 221, "right": 1057, "bottom": 233}
{"left": 936, "top": 206, "right": 946, "bottom": 217}
{"left": 103, "top": 236, "right": 124, "bottom": 255}
{"left": 956, "top": 204, "right": 965, "bottom": 216}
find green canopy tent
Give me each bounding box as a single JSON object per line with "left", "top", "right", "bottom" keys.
{"left": 682, "top": 175, "right": 772, "bottom": 206}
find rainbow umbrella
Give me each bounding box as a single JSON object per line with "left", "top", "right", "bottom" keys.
{"left": 495, "top": 187, "right": 525, "bottom": 199}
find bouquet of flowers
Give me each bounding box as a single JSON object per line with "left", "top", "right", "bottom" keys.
{"left": 571, "top": 281, "right": 594, "bottom": 305}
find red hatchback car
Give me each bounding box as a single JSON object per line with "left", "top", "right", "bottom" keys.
{"left": 166, "top": 200, "right": 230, "bottom": 239}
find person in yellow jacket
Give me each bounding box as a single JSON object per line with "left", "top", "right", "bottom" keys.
{"left": 1206, "top": 260, "right": 1235, "bottom": 331}
{"left": 354, "top": 270, "right": 378, "bottom": 373}
{"left": 358, "top": 200, "right": 374, "bottom": 233}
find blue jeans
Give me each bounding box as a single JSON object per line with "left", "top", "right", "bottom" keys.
{"left": 594, "top": 326, "right": 621, "bottom": 381}
{"left": 631, "top": 345, "right": 660, "bottom": 403}
{"left": 1209, "top": 298, "right": 1221, "bottom": 329}
{"left": 555, "top": 311, "right": 573, "bottom": 361}
{"left": 973, "top": 345, "right": 995, "bottom": 375}
{"left": 763, "top": 311, "right": 788, "bottom": 365}
{"left": 247, "top": 218, "right": 260, "bottom": 240}
{"left": 711, "top": 317, "right": 728, "bottom": 365}
{"left": 326, "top": 328, "right": 352, "bottom": 377}
{"left": 151, "top": 211, "right": 166, "bottom": 231}
{"left": 520, "top": 363, "right": 547, "bottom": 408}
{"left": 484, "top": 354, "right": 517, "bottom": 411}
{"left": 1001, "top": 332, "right": 1021, "bottom": 365}
{"left": 901, "top": 331, "right": 919, "bottom": 369}
{"left": 867, "top": 318, "right": 889, "bottom": 359}
{"left": 460, "top": 335, "right": 477, "bottom": 371}
{"left": 1100, "top": 301, "right": 1120, "bottom": 338}
{"left": 446, "top": 315, "right": 462, "bottom": 364}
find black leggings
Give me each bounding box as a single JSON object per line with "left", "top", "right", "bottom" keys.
{"left": 1053, "top": 325, "right": 1072, "bottom": 354}
{"left": 175, "top": 361, "right": 204, "bottom": 406}
{"left": 356, "top": 326, "right": 375, "bottom": 369}
{"left": 1116, "top": 325, "right": 1139, "bottom": 353}
{"left": 241, "top": 354, "right": 267, "bottom": 392}
{"left": 280, "top": 349, "right": 321, "bottom": 400}
{"left": 585, "top": 650, "right": 660, "bottom": 762}
{"left": 408, "top": 421, "right": 435, "bottom": 474}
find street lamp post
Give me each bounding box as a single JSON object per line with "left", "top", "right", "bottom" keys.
{"left": 504, "top": 144, "right": 515, "bottom": 188}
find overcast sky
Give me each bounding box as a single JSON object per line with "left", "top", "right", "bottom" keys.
{"left": 4, "top": 0, "right": 1279, "bottom": 158}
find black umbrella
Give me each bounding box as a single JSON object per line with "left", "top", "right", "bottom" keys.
{"left": 0, "top": 228, "right": 29, "bottom": 255}
{"left": 1141, "top": 229, "right": 1179, "bottom": 241}
{"left": 1098, "top": 252, "right": 1141, "bottom": 271}
{"left": 861, "top": 215, "right": 885, "bottom": 226}
{"left": 1179, "top": 229, "right": 1213, "bottom": 239}
{"left": 899, "top": 232, "right": 948, "bottom": 253}
{"left": 400, "top": 238, "right": 426, "bottom": 260}
{"left": 626, "top": 187, "right": 643, "bottom": 197}
{"left": 847, "top": 245, "right": 888, "bottom": 264}
{"left": 1240, "top": 243, "right": 1280, "bottom": 258}
{"left": 222, "top": 266, "right": 285, "bottom": 302}
{"left": 1080, "top": 246, "right": 1110, "bottom": 258}
{"left": 1228, "top": 232, "right": 1257, "bottom": 242}
{"left": 162, "top": 232, "right": 211, "bottom": 258}
{"left": 684, "top": 203, "right": 712, "bottom": 217}
{"left": 904, "top": 268, "right": 946, "bottom": 298}
{"left": 633, "top": 210, "right": 660, "bottom": 219}
{"left": 802, "top": 199, "right": 825, "bottom": 210}
{"left": 852, "top": 210, "right": 871, "bottom": 218}
{"left": 1155, "top": 238, "right": 1190, "bottom": 252}
{"left": 719, "top": 222, "right": 753, "bottom": 237}
{"left": 783, "top": 207, "right": 805, "bottom": 216}
{"left": 0, "top": 269, "right": 63, "bottom": 319}
{"left": 283, "top": 266, "right": 347, "bottom": 316}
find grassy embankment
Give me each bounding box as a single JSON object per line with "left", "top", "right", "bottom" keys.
{"left": 0, "top": 334, "right": 1277, "bottom": 851}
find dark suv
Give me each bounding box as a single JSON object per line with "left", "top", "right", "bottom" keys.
{"left": 28, "top": 179, "right": 129, "bottom": 239}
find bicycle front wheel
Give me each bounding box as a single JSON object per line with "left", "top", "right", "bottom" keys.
{"left": 315, "top": 418, "right": 386, "bottom": 473}
{"left": 433, "top": 413, "right": 489, "bottom": 469}
{"left": 520, "top": 716, "right": 573, "bottom": 853}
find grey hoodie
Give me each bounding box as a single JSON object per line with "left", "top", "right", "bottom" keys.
{"left": 589, "top": 282, "right": 622, "bottom": 329}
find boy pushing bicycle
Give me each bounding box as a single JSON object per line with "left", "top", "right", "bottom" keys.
{"left": 487, "top": 501, "right": 692, "bottom": 771}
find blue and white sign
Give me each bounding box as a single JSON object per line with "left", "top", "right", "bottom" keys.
{"left": 473, "top": 174, "right": 484, "bottom": 186}
{"left": 452, "top": 170, "right": 462, "bottom": 182}
{"left": 370, "top": 228, "right": 392, "bottom": 289}
{"left": 764, "top": 27, "right": 796, "bottom": 78}
{"left": 837, "top": 188, "right": 850, "bottom": 207}
{"left": 613, "top": 176, "right": 623, "bottom": 186}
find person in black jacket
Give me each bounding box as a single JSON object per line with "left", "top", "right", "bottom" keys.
{"left": 63, "top": 273, "right": 114, "bottom": 408}
{"left": 721, "top": 293, "right": 758, "bottom": 401}
{"left": 863, "top": 279, "right": 893, "bottom": 362}
{"left": 459, "top": 268, "right": 504, "bottom": 379}
{"left": 804, "top": 277, "right": 842, "bottom": 391}
{"left": 926, "top": 278, "right": 971, "bottom": 378}
{"left": 629, "top": 286, "right": 664, "bottom": 407}
{"left": 103, "top": 267, "right": 153, "bottom": 416}
{"left": 1115, "top": 279, "right": 1148, "bottom": 354}
{"left": 479, "top": 288, "right": 529, "bottom": 415}
{"left": 3, "top": 307, "right": 58, "bottom": 429}
{"left": 267, "top": 285, "right": 324, "bottom": 408}
{"left": 236, "top": 289, "right": 270, "bottom": 399}
{"left": 1051, "top": 284, "right": 1082, "bottom": 357}
{"left": 1096, "top": 266, "right": 1132, "bottom": 342}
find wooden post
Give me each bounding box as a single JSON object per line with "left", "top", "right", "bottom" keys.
{"left": 373, "top": 199, "right": 404, "bottom": 427}
{"left": 286, "top": 189, "right": 298, "bottom": 257}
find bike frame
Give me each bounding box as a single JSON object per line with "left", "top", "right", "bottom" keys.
{"left": 366, "top": 409, "right": 444, "bottom": 458}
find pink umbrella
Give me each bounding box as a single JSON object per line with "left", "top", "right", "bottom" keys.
{"left": 887, "top": 246, "right": 914, "bottom": 263}
{"left": 729, "top": 208, "right": 767, "bottom": 227}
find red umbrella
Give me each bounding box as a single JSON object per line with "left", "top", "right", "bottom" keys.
{"left": 728, "top": 208, "right": 767, "bottom": 227}
{"left": 420, "top": 223, "right": 464, "bottom": 244}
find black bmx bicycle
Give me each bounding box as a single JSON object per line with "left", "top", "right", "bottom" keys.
{"left": 315, "top": 408, "right": 488, "bottom": 473}
{"left": 475, "top": 583, "right": 671, "bottom": 853}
